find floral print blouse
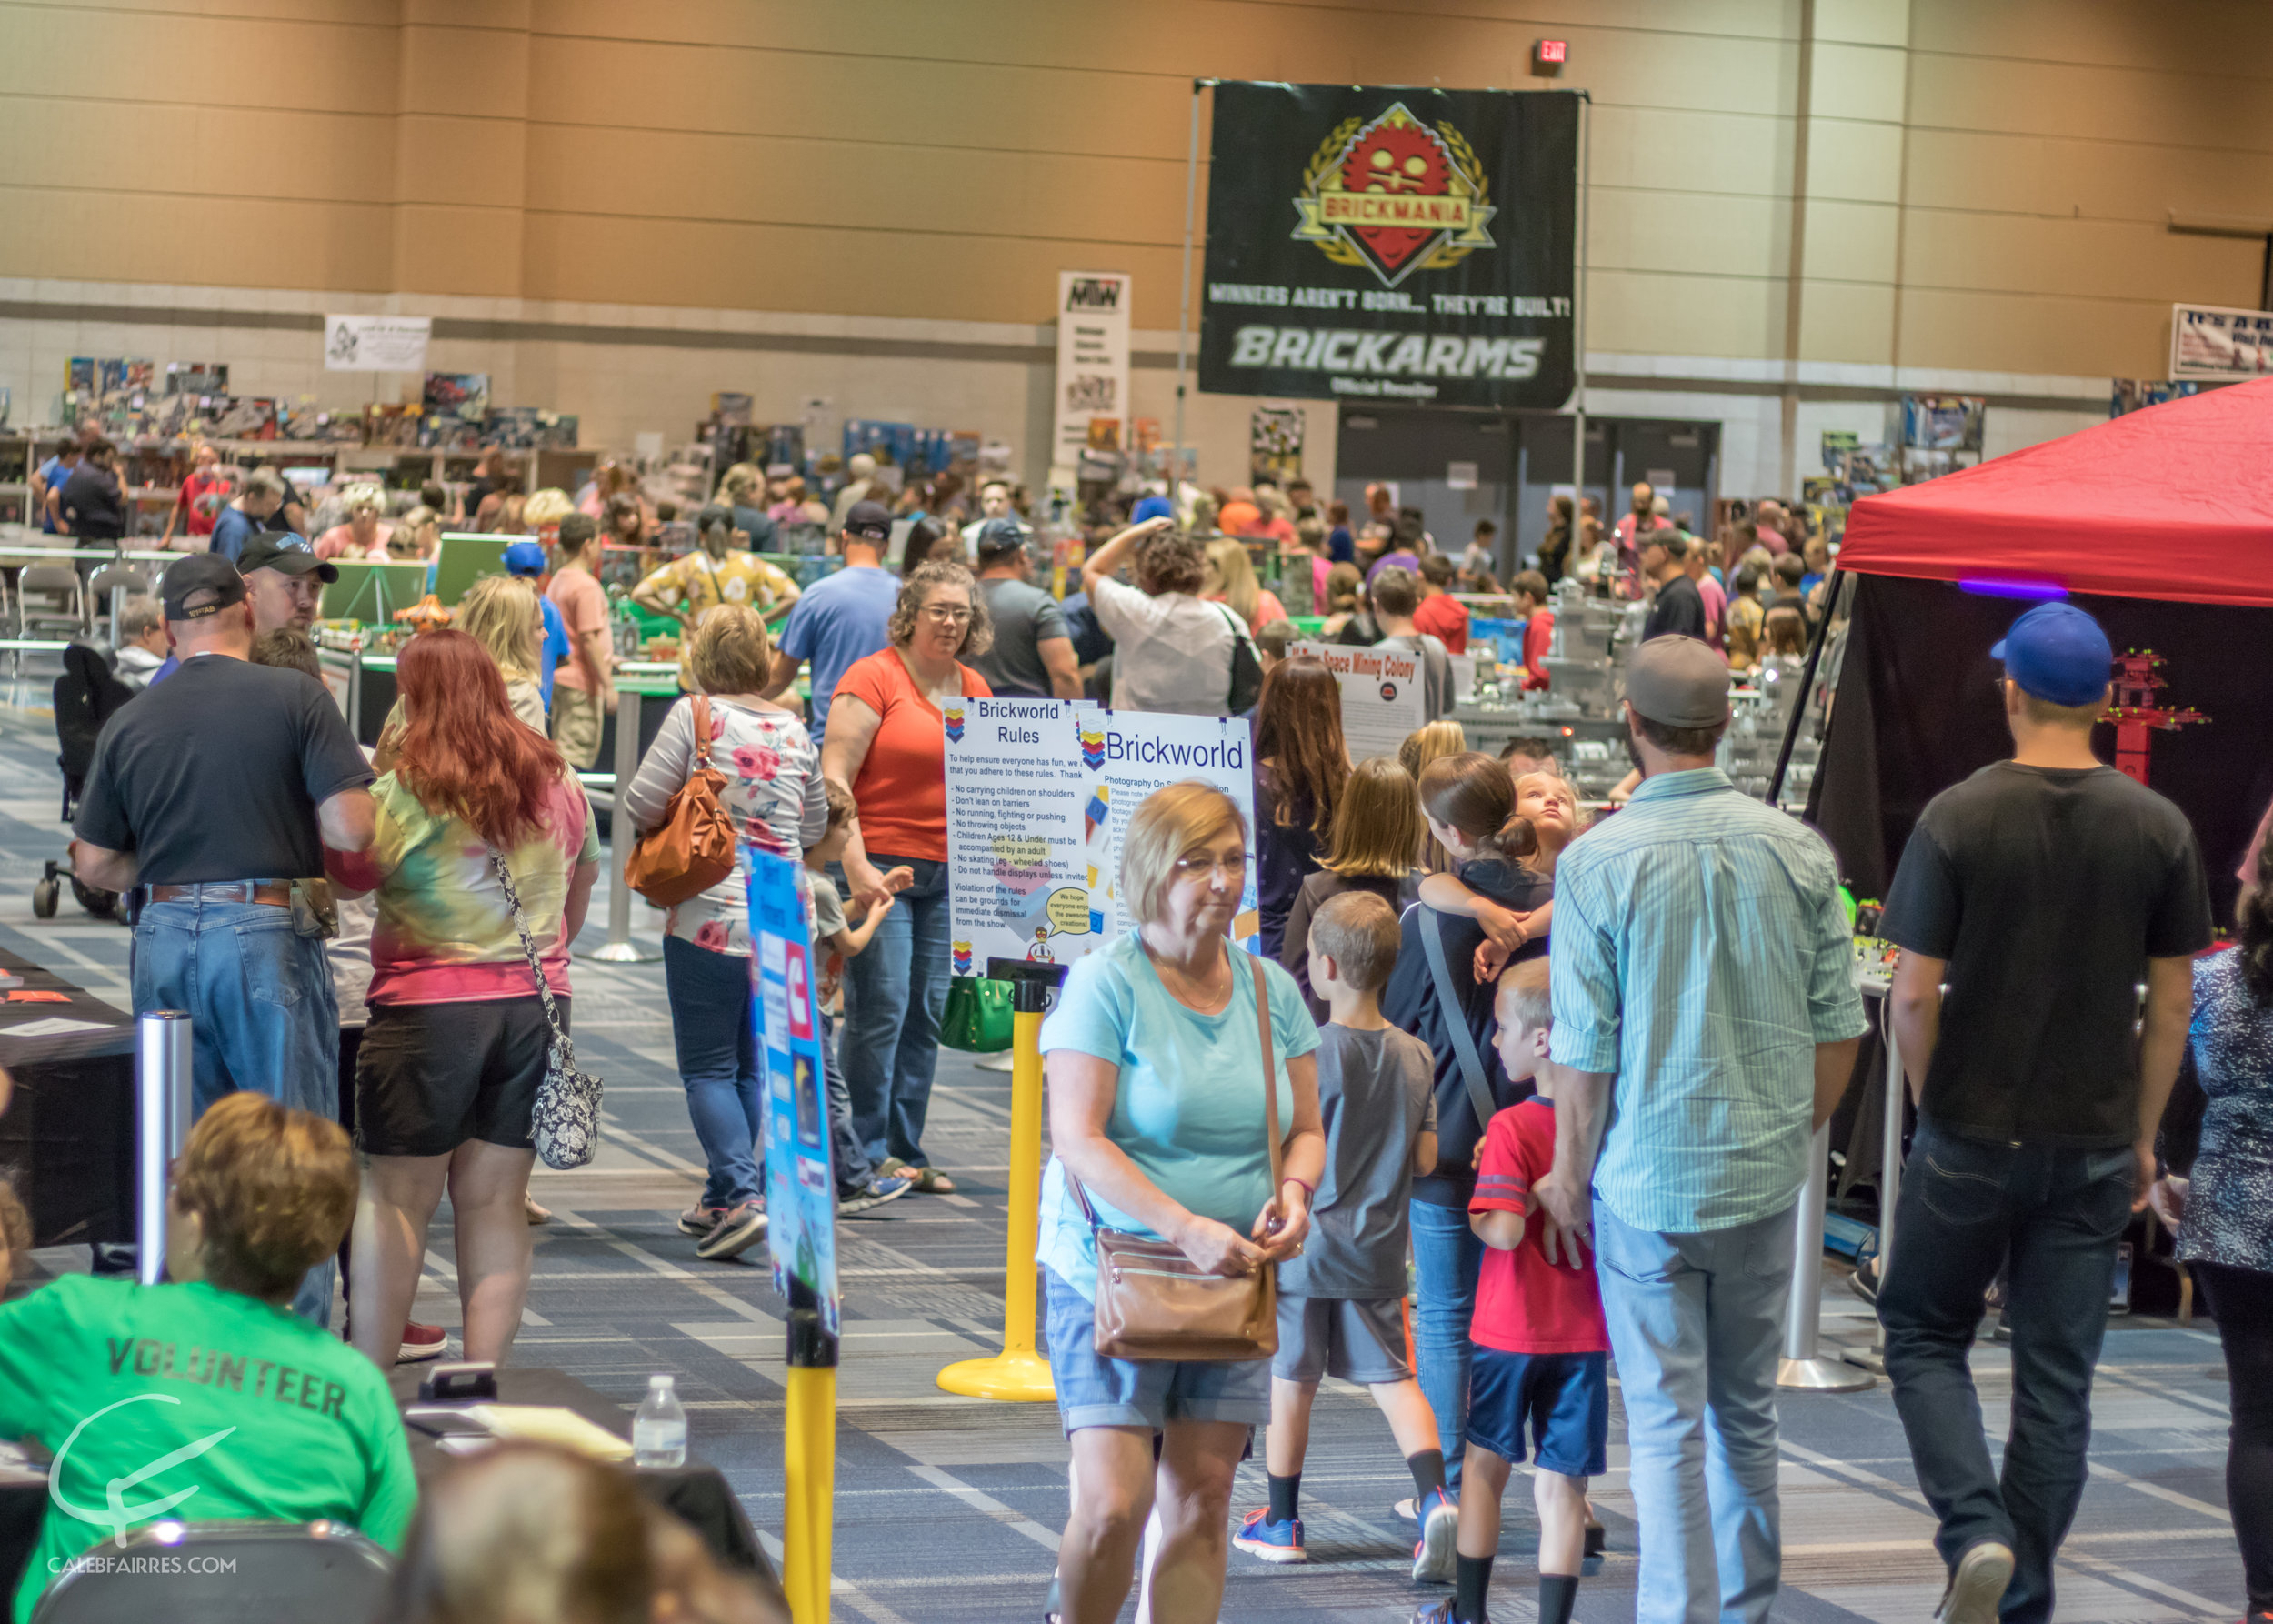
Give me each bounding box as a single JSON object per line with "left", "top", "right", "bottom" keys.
{"left": 620, "top": 696, "right": 827, "bottom": 956}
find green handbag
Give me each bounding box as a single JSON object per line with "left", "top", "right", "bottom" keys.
{"left": 939, "top": 975, "right": 1015, "bottom": 1053}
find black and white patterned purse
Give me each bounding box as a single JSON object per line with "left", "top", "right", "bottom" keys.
{"left": 489, "top": 850, "right": 604, "bottom": 1170}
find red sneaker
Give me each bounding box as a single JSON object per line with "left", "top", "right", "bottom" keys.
{"left": 396, "top": 1320, "right": 448, "bottom": 1363}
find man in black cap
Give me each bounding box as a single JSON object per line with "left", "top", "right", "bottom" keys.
{"left": 765, "top": 499, "right": 900, "bottom": 746}
{"left": 966, "top": 516, "right": 1079, "bottom": 701}
{"left": 146, "top": 530, "right": 337, "bottom": 685}
{"left": 69, "top": 552, "right": 375, "bottom": 1326}
{"left": 1531, "top": 635, "right": 1865, "bottom": 1624}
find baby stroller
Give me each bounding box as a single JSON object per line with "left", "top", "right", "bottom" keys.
{"left": 34, "top": 640, "right": 138, "bottom": 919}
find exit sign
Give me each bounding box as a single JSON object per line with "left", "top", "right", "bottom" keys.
{"left": 1532, "top": 38, "right": 1567, "bottom": 75}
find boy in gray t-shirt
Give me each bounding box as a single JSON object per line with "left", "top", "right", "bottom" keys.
{"left": 1232, "top": 891, "right": 1455, "bottom": 1580}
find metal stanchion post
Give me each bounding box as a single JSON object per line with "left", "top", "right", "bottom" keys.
{"left": 937, "top": 958, "right": 1065, "bottom": 1401}
{"left": 782, "top": 1277, "right": 836, "bottom": 1624}
{"left": 586, "top": 685, "right": 660, "bottom": 964}
{"left": 1777, "top": 1118, "right": 1875, "bottom": 1391}
{"left": 135, "top": 1011, "right": 194, "bottom": 1286}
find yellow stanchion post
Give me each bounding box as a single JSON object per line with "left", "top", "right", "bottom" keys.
{"left": 782, "top": 1285, "right": 836, "bottom": 1622}
{"left": 937, "top": 957, "right": 1066, "bottom": 1400}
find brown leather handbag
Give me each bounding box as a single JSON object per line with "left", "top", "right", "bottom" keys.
{"left": 622, "top": 696, "right": 737, "bottom": 907}
{"left": 1071, "top": 953, "right": 1283, "bottom": 1362}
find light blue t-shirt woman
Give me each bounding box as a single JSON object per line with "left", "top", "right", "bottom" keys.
{"left": 1037, "top": 933, "right": 1320, "bottom": 1299}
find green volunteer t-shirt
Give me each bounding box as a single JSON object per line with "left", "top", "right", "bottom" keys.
{"left": 0, "top": 1275, "right": 416, "bottom": 1623}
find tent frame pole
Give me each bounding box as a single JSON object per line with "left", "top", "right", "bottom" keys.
{"left": 1767, "top": 566, "right": 1842, "bottom": 807}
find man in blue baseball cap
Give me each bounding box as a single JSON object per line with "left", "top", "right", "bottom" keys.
{"left": 504, "top": 539, "right": 569, "bottom": 713}
{"left": 1875, "top": 599, "right": 2213, "bottom": 1624}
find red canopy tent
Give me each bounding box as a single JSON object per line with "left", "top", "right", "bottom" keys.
{"left": 1836, "top": 376, "right": 2273, "bottom": 608}
{"left": 1806, "top": 380, "right": 2273, "bottom": 912}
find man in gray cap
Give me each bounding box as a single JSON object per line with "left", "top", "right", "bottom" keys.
{"left": 966, "top": 516, "right": 1079, "bottom": 701}
{"left": 1529, "top": 635, "right": 1866, "bottom": 1624}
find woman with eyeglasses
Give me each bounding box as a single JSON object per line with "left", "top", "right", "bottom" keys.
{"left": 1040, "top": 780, "right": 1325, "bottom": 1624}
{"left": 820, "top": 562, "right": 995, "bottom": 1195}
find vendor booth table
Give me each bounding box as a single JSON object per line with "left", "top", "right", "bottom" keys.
{"left": 0, "top": 945, "right": 136, "bottom": 1253}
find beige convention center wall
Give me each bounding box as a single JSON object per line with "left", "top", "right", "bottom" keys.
{"left": 3, "top": 0, "right": 2271, "bottom": 456}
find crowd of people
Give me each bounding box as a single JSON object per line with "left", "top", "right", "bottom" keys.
{"left": 0, "top": 453, "right": 2265, "bottom": 1624}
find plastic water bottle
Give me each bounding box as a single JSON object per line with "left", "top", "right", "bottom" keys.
{"left": 632, "top": 1373, "right": 687, "bottom": 1468}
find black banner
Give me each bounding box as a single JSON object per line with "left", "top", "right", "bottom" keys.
{"left": 1197, "top": 83, "right": 1578, "bottom": 410}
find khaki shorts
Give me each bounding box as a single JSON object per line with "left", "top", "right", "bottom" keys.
{"left": 552, "top": 685, "right": 605, "bottom": 769}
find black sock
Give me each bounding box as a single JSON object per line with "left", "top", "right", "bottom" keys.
{"left": 1267, "top": 1470, "right": 1300, "bottom": 1523}
{"left": 1538, "top": 1571, "right": 1580, "bottom": 1624}
{"left": 1456, "top": 1552, "right": 1494, "bottom": 1623}
{"left": 1407, "top": 1447, "right": 1447, "bottom": 1500}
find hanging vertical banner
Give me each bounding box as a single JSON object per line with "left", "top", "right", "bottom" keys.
{"left": 945, "top": 704, "right": 1260, "bottom": 970}
{"left": 1051, "top": 271, "right": 1134, "bottom": 473}
{"left": 1198, "top": 84, "right": 1578, "bottom": 409}
{"left": 748, "top": 847, "right": 838, "bottom": 1336}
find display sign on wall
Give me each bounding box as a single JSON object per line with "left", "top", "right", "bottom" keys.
{"left": 1199, "top": 84, "right": 1579, "bottom": 409}
{"left": 2170, "top": 302, "right": 2273, "bottom": 380}
{"left": 945, "top": 700, "right": 1259, "bottom": 970}
{"left": 324, "top": 314, "right": 432, "bottom": 372}
{"left": 1051, "top": 271, "right": 1133, "bottom": 475}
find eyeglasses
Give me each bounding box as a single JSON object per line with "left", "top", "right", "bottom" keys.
{"left": 920, "top": 605, "right": 973, "bottom": 626}
{"left": 1172, "top": 851, "right": 1248, "bottom": 881}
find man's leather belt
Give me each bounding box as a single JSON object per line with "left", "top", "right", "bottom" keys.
{"left": 148, "top": 881, "right": 293, "bottom": 907}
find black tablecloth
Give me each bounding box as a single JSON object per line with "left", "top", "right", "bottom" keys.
{"left": 0, "top": 943, "right": 136, "bottom": 1249}
{"left": 387, "top": 1366, "right": 780, "bottom": 1597}
{"left": 0, "top": 1366, "right": 780, "bottom": 1610}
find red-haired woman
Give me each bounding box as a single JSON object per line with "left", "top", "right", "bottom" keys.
{"left": 330, "top": 629, "right": 600, "bottom": 1368}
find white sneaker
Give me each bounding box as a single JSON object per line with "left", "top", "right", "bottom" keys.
{"left": 1935, "top": 1541, "right": 2014, "bottom": 1624}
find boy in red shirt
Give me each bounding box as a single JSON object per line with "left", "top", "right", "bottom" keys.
{"left": 1413, "top": 553, "right": 1471, "bottom": 653}
{"left": 1415, "top": 957, "right": 1608, "bottom": 1624}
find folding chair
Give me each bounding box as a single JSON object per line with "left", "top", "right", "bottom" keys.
{"left": 30, "top": 1519, "right": 393, "bottom": 1624}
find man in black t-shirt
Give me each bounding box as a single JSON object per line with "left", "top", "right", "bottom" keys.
{"left": 70, "top": 554, "right": 375, "bottom": 1326}
{"left": 1638, "top": 530, "right": 1706, "bottom": 643}
{"left": 1877, "top": 602, "right": 2210, "bottom": 1624}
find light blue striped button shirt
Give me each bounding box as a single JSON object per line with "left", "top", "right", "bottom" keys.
{"left": 1547, "top": 767, "right": 1867, "bottom": 1234}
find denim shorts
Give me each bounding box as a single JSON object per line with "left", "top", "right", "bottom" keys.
{"left": 1464, "top": 1348, "right": 1609, "bottom": 1478}
{"left": 1043, "top": 1267, "right": 1272, "bottom": 1434}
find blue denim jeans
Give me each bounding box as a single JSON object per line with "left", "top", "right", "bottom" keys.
{"left": 1593, "top": 1198, "right": 1797, "bottom": 1624}
{"left": 839, "top": 856, "right": 951, "bottom": 1168}
{"left": 1410, "top": 1196, "right": 1485, "bottom": 1494}
{"left": 133, "top": 897, "right": 340, "bottom": 1326}
{"left": 1878, "top": 1121, "right": 2136, "bottom": 1624}
{"left": 819, "top": 1008, "right": 876, "bottom": 1195}
{"left": 662, "top": 935, "right": 762, "bottom": 1208}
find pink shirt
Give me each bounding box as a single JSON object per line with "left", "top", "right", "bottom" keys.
{"left": 546, "top": 566, "right": 609, "bottom": 692}
{"left": 1695, "top": 571, "right": 1727, "bottom": 648}
{"left": 315, "top": 523, "right": 391, "bottom": 561}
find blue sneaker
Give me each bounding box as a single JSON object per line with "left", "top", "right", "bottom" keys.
{"left": 1233, "top": 1506, "right": 1307, "bottom": 1563}
{"left": 1411, "top": 1485, "right": 1458, "bottom": 1583}
{"left": 1409, "top": 1601, "right": 1468, "bottom": 1624}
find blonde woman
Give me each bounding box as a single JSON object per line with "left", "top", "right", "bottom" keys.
{"left": 1399, "top": 719, "right": 1469, "bottom": 872}
{"left": 375, "top": 576, "right": 547, "bottom": 770}
{"left": 1043, "top": 781, "right": 1325, "bottom": 1624}
{"left": 522, "top": 487, "right": 575, "bottom": 539}
{"left": 715, "top": 461, "right": 778, "bottom": 552}
{"left": 316, "top": 485, "right": 394, "bottom": 561}
{"left": 1278, "top": 755, "right": 1426, "bottom": 1022}
{"left": 1202, "top": 536, "right": 1288, "bottom": 636}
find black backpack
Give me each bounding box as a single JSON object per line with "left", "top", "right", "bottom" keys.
{"left": 1213, "top": 603, "right": 1264, "bottom": 716}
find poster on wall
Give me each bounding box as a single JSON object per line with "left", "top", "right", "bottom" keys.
{"left": 1051, "top": 271, "right": 1133, "bottom": 476}
{"left": 945, "top": 703, "right": 1259, "bottom": 973}
{"left": 1899, "top": 396, "right": 1985, "bottom": 452}
{"left": 1249, "top": 405, "right": 1306, "bottom": 484}
{"left": 1198, "top": 83, "right": 1578, "bottom": 409}
{"left": 324, "top": 315, "right": 433, "bottom": 373}
{"left": 2169, "top": 302, "right": 2273, "bottom": 380}
{"left": 748, "top": 848, "right": 838, "bottom": 1333}
{"left": 1290, "top": 640, "right": 1425, "bottom": 762}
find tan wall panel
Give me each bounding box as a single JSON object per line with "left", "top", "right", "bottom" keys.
{"left": 1909, "top": 0, "right": 2273, "bottom": 70}
{"left": 395, "top": 205, "right": 526, "bottom": 297}
{"left": 0, "top": 5, "right": 398, "bottom": 115}
{"left": 1586, "top": 269, "right": 1785, "bottom": 359}
{"left": 1809, "top": 41, "right": 1910, "bottom": 126}
{"left": 1816, "top": 0, "right": 1911, "bottom": 50}
{"left": 399, "top": 21, "right": 530, "bottom": 119}
{"left": 1896, "top": 286, "right": 2174, "bottom": 377}
{"left": 1899, "top": 209, "right": 2261, "bottom": 305}
{"left": 396, "top": 115, "right": 529, "bottom": 210}
{"left": 1906, "top": 51, "right": 2273, "bottom": 151}
{"left": 0, "top": 101, "right": 396, "bottom": 204}
{"left": 0, "top": 186, "right": 395, "bottom": 290}
{"left": 1801, "top": 199, "right": 1901, "bottom": 286}
{"left": 1587, "top": 189, "right": 1787, "bottom": 283}
{"left": 1804, "top": 118, "right": 1906, "bottom": 206}
{"left": 521, "top": 125, "right": 1186, "bottom": 246}
{"left": 1797, "top": 277, "right": 1895, "bottom": 365}
{"left": 1587, "top": 105, "right": 1793, "bottom": 198}
{"left": 1904, "top": 127, "right": 2273, "bottom": 226}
